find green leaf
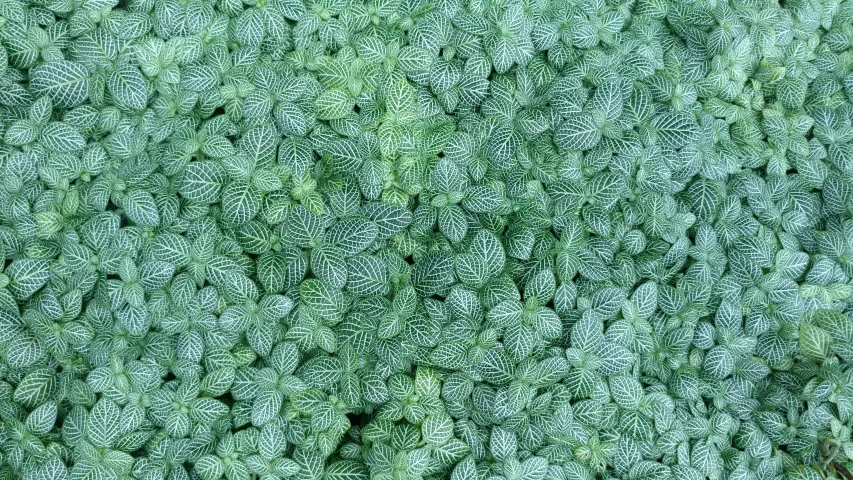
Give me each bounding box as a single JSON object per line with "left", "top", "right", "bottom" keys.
{"left": 14, "top": 369, "right": 56, "bottom": 408}
{"left": 195, "top": 455, "right": 225, "bottom": 480}
{"left": 490, "top": 426, "right": 517, "bottom": 461}
{"left": 190, "top": 397, "right": 229, "bottom": 423}
{"left": 311, "top": 245, "right": 348, "bottom": 289}
{"left": 650, "top": 111, "right": 699, "bottom": 148}
{"left": 122, "top": 189, "right": 160, "bottom": 227}
{"left": 462, "top": 185, "right": 503, "bottom": 213}
{"left": 451, "top": 458, "right": 477, "bottom": 480}
{"left": 37, "top": 456, "right": 70, "bottom": 480}
{"left": 252, "top": 391, "right": 284, "bottom": 426}
{"left": 521, "top": 457, "right": 548, "bottom": 480}
{"left": 107, "top": 65, "right": 148, "bottom": 109}
{"left": 221, "top": 180, "right": 261, "bottom": 225}
{"left": 479, "top": 349, "right": 515, "bottom": 385}
{"left": 413, "top": 252, "right": 455, "bottom": 296}
{"left": 182, "top": 65, "right": 219, "bottom": 91}
{"left": 285, "top": 208, "right": 322, "bottom": 250}
{"left": 688, "top": 179, "right": 723, "bottom": 221}
{"left": 438, "top": 205, "right": 467, "bottom": 242}
{"left": 236, "top": 8, "right": 265, "bottom": 46}
{"left": 297, "top": 357, "right": 342, "bottom": 387}
{"left": 703, "top": 345, "right": 735, "bottom": 378}
{"left": 316, "top": 89, "right": 354, "bottom": 120}
{"left": 362, "top": 202, "right": 412, "bottom": 238}
{"left": 30, "top": 60, "right": 90, "bottom": 108}
{"left": 7, "top": 332, "right": 46, "bottom": 368}
{"left": 609, "top": 375, "right": 644, "bottom": 410}
{"left": 398, "top": 45, "right": 434, "bottom": 72}
{"left": 41, "top": 122, "right": 85, "bottom": 152}
{"left": 7, "top": 258, "right": 50, "bottom": 300}
{"left": 151, "top": 233, "right": 192, "bottom": 267}
{"left": 181, "top": 161, "right": 227, "bottom": 203}
{"left": 87, "top": 399, "right": 121, "bottom": 448}
{"left": 421, "top": 414, "right": 453, "bottom": 445}
{"left": 386, "top": 80, "right": 417, "bottom": 123}
{"left": 346, "top": 255, "right": 389, "bottom": 296}
{"left": 6, "top": 120, "right": 39, "bottom": 145}
{"left": 799, "top": 323, "right": 832, "bottom": 361}
{"left": 327, "top": 218, "right": 378, "bottom": 255}
{"left": 488, "top": 300, "right": 523, "bottom": 327}
{"left": 324, "top": 461, "right": 368, "bottom": 480}
{"left": 275, "top": 101, "right": 308, "bottom": 135}
{"left": 300, "top": 279, "right": 344, "bottom": 322}
{"left": 555, "top": 113, "right": 601, "bottom": 151}
{"left": 26, "top": 402, "right": 58, "bottom": 435}
{"left": 587, "top": 172, "right": 627, "bottom": 207}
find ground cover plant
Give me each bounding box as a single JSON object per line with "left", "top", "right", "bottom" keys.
{"left": 2, "top": 0, "right": 853, "bottom": 478}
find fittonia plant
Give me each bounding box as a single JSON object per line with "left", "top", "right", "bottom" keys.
{"left": 2, "top": 0, "right": 853, "bottom": 478}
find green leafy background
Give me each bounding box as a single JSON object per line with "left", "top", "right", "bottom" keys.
{"left": 1, "top": 0, "right": 853, "bottom": 479}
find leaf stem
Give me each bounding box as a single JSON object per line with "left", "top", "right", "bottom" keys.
{"left": 833, "top": 462, "right": 853, "bottom": 480}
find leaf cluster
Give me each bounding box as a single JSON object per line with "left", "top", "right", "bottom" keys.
{"left": 3, "top": 0, "right": 853, "bottom": 478}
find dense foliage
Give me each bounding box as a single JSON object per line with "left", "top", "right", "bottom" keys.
{"left": 3, "top": 0, "right": 853, "bottom": 477}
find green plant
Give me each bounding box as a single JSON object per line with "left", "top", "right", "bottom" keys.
{"left": 2, "top": 0, "right": 853, "bottom": 478}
